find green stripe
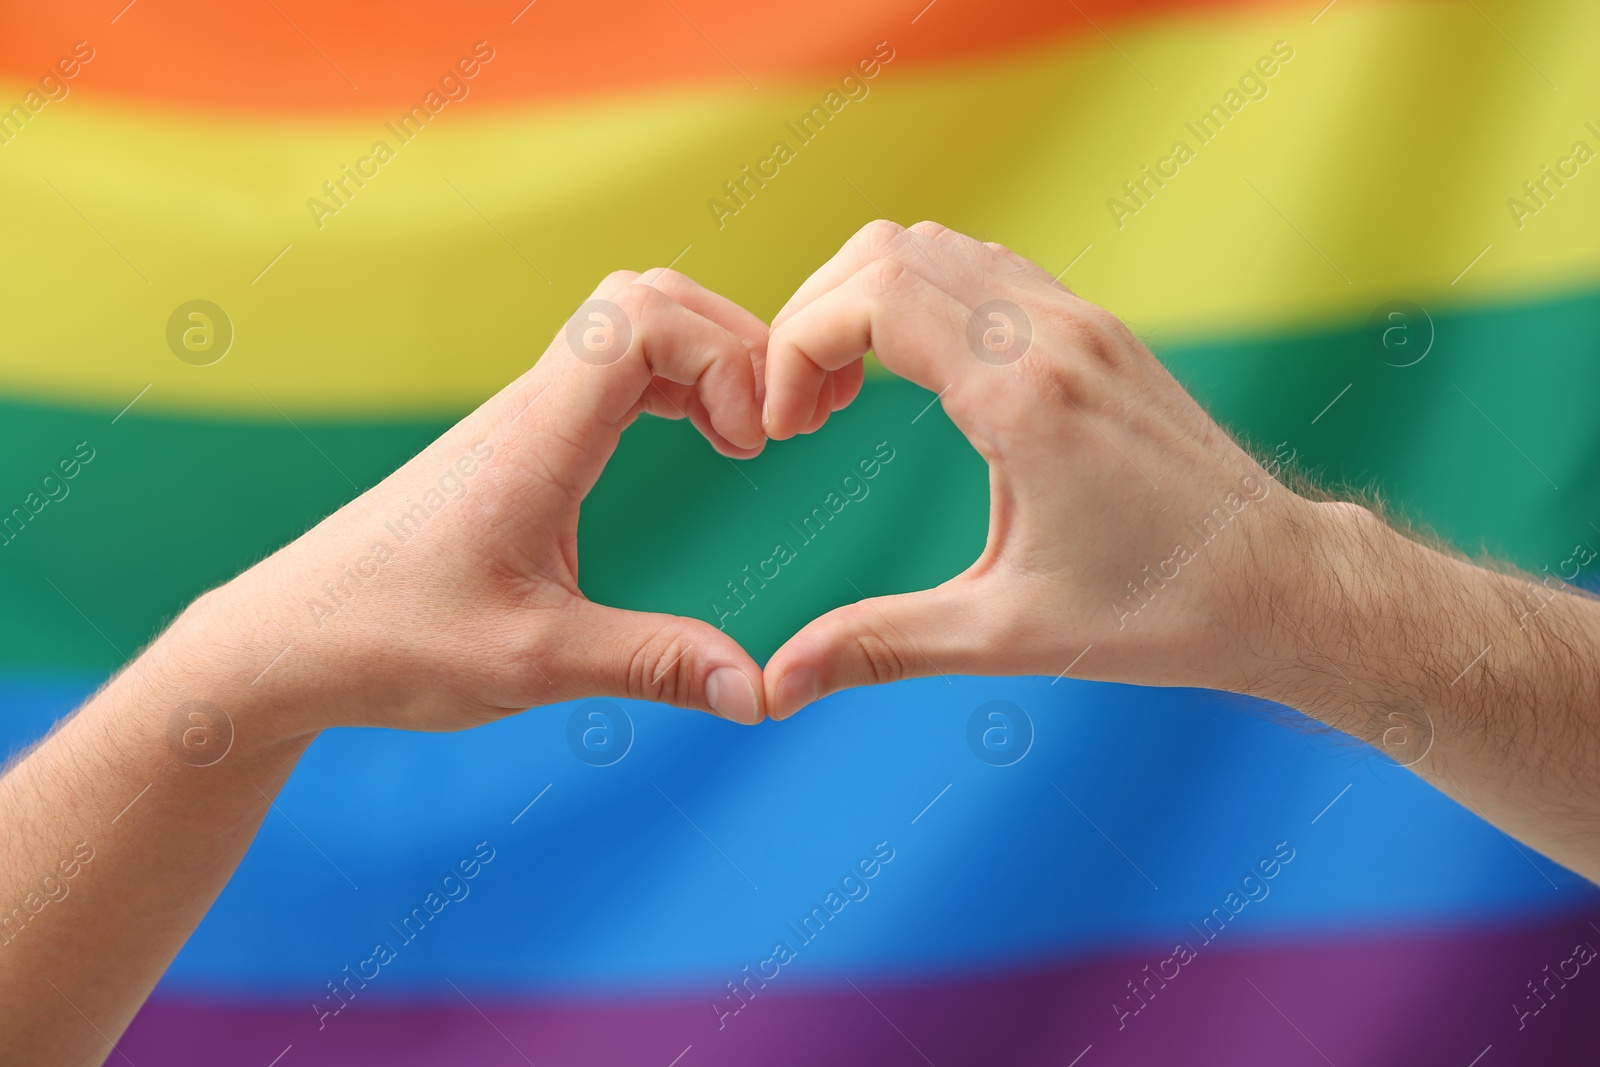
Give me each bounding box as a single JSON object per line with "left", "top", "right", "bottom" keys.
{"left": 3, "top": 287, "right": 1597, "bottom": 673}
{"left": 1161, "top": 285, "right": 1600, "bottom": 561}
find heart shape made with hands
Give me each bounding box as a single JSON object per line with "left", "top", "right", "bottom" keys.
{"left": 540, "top": 220, "right": 1291, "bottom": 730}
{"left": 641, "top": 226, "right": 1043, "bottom": 724}
{"left": 223, "top": 221, "right": 1287, "bottom": 746}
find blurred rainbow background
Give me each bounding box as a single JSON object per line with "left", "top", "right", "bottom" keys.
{"left": 4, "top": 0, "right": 1600, "bottom": 1062}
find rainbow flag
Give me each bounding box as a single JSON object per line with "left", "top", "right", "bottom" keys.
{"left": 4, "top": 0, "right": 1599, "bottom": 1062}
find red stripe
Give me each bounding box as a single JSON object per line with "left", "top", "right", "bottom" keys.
{"left": 0, "top": 0, "right": 1286, "bottom": 113}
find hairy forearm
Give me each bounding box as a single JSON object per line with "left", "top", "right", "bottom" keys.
{"left": 1250, "top": 502, "right": 1600, "bottom": 879}
{"left": 0, "top": 595, "right": 315, "bottom": 1066}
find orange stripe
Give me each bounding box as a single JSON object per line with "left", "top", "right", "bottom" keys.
{"left": 0, "top": 0, "right": 1285, "bottom": 112}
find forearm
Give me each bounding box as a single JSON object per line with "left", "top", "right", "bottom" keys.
{"left": 0, "top": 594, "right": 315, "bottom": 1067}
{"left": 0, "top": 269, "right": 773, "bottom": 1065}
{"left": 1250, "top": 502, "right": 1600, "bottom": 879}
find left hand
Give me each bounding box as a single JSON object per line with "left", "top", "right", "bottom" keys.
{"left": 184, "top": 267, "right": 776, "bottom": 738}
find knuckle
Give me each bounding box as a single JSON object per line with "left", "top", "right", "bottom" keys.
{"left": 598, "top": 269, "right": 640, "bottom": 294}
{"left": 611, "top": 281, "right": 665, "bottom": 330}
{"left": 909, "top": 219, "right": 952, "bottom": 241}
{"left": 853, "top": 218, "right": 906, "bottom": 254}
{"left": 639, "top": 266, "right": 688, "bottom": 291}
{"left": 1023, "top": 349, "right": 1092, "bottom": 412}
{"left": 627, "top": 629, "right": 696, "bottom": 706}
{"left": 861, "top": 256, "right": 911, "bottom": 300}
{"left": 984, "top": 240, "right": 1034, "bottom": 278}
{"left": 1082, "top": 302, "right": 1128, "bottom": 338}
{"left": 852, "top": 628, "right": 909, "bottom": 687}
{"left": 1087, "top": 315, "right": 1139, "bottom": 365}
{"left": 842, "top": 607, "right": 910, "bottom": 686}
{"left": 1041, "top": 300, "right": 1129, "bottom": 367}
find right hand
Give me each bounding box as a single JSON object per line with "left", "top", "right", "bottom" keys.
{"left": 759, "top": 220, "right": 1328, "bottom": 719}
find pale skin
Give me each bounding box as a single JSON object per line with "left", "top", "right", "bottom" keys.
{"left": 2, "top": 222, "right": 1597, "bottom": 1065}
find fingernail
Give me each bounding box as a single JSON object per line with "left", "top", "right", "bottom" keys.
{"left": 773, "top": 668, "right": 820, "bottom": 721}
{"left": 707, "top": 667, "right": 759, "bottom": 725}
{"left": 761, "top": 397, "right": 771, "bottom": 431}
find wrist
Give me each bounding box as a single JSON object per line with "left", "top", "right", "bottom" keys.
{"left": 1235, "top": 496, "right": 1518, "bottom": 745}
{"left": 151, "top": 579, "right": 325, "bottom": 754}
{"left": 1230, "top": 498, "right": 1402, "bottom": 728}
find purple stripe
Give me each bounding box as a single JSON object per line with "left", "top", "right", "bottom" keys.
{"left": 121, "top": 911, "right": 1600, "bottom": 1066}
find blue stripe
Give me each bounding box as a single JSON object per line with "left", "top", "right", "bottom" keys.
{"left": 1, "top": 675, "right": 1591, "bottom": 996}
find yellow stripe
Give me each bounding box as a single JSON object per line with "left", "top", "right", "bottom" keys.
{"left": 2, "top": 0, "right": 1597, "bottom": 414}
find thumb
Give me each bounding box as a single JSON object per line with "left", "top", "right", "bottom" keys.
{"left": 553, "top": 600, "right": 765, "bottom": 725}
{"left": 764, "top": 583, "right": 997, "bottom": 721}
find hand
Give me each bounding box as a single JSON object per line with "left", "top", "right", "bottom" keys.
{"left": 759, "top": 220, "right": 1332, "bottom": 719}
{"left": 185, "top": 268, "right": 775, "bottom": 736}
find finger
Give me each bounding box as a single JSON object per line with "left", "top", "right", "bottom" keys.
{"left": 681, "top": 388, "right": 764, "bottom": 459}
{"left": 636, "top": 267, "right": 769, "bottom": 353}
{"left": 638, "top": 266, "right": 770, "bottom": 419}
{"left": 638, "top": 379, "right": 763, "bottom": 460}
{"left": 984, "top": 240, "right": 1071, "bottom": 293}
{"left": 535, "top": 273, "right": 764, "bottom": 494}
{"left": 772, "top": 219, "right": 1001, "bottom": 331}
{"left": 764, "top": 258, "right": 977, "bottom": 440}
{"left": 554, "top": 599, "right": 765, "bottom": 725}
{"left": 772, "top": 219, "right": 907, "bottom": 330}
{"left": 763, "top": 582, "right": 1003, "bottom": 721}
{"left": 638, "top": 378, "right": 694, "bottom": 421}
{"left": 765, "top": 220, "right": 1024, "bottom": 439}
{"left": 831, "top": 359, "right": 865, "bottom": 411}
{"left": 797, "top": 371, "right": 836, "bottom": 435}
